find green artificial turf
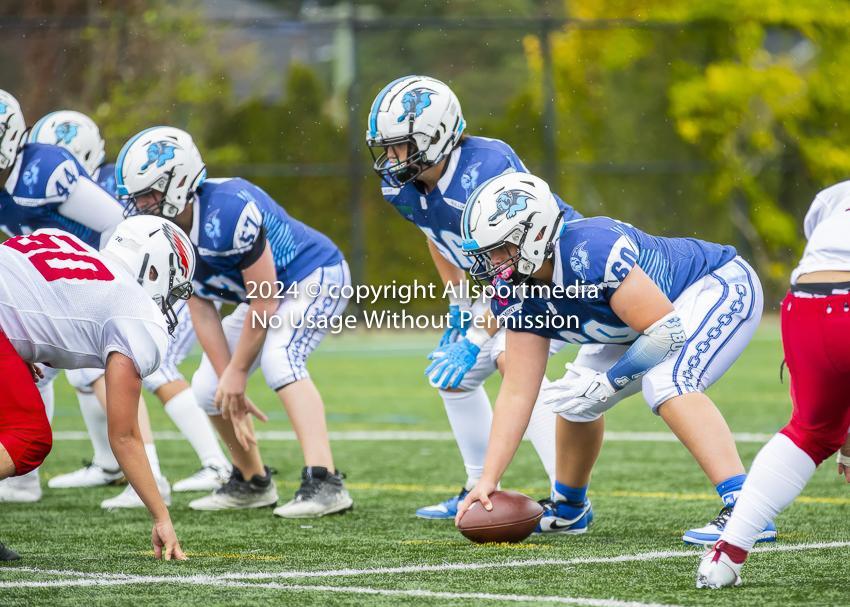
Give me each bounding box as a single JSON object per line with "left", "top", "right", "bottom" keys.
{"left": 3, "top": 320, "right": 850, "bottom": 607}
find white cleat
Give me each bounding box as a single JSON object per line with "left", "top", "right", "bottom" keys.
{"left": 0, "top": 474, "right": 42, "bottom": 503}
{"left": 273, "top": 467, "right": 353, "bottom": 519}
{"left": 48, "top": 462, "right": 126, "bottom": 488}
{"left": 173, "top": 462, "right": 231, "bottom": 492}
{"left": 101, "top": 475, "right": 171, "bottom": 510}
{"left": 696, "top": 543, "right": 744, "bottom": 589}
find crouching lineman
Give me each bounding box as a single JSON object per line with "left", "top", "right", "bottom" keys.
{"left": 366, "top": 75, "right": 579, "bottom": 518}
{"left": 26, "top": 110, "right": 231, "bottom": 499}
{"left": 0, "top": 216, "right": 193, "bottom": 560}
{"left": 116, "top": 126, "right": 353, "bottom": 517}
{"left": 453, "top": 173, "right": 776, "bottom": 545}
{"left": 696, "top": 181, "right": 850, "bottom": 588}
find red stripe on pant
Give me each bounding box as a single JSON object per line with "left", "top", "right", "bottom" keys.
{"left": 779, "top": 291, "right": 850, "bottom": 465}
{"left": 0, "top": 331, "right": 52, "bottom": 475}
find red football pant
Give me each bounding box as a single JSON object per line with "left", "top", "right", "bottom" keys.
{"left": 0, "top": 331, "right": 52, "bottom": 475}
{"left": 780, "top": 291, "right": 850, "bottom": 465}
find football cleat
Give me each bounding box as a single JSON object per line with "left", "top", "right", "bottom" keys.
{"left": 683, "top": 504, "right": 777, "bottom": 545}
{"left": 0, "top": 473, "right": 42, "bottom": 503}
{"left": 696, "top": 541, "right": 746, "bottom": 588}
{"left": 101, "top": 475, "right": 171, "bottom": 510}
{"left": 48, "top": 461, "right": 126, "bottom": 488}
{"left": 415, "top": 489, "right": 469, "bottom": 519}
{"left": 189, "top": 466, "right": 278, "bottom": 511}
{"left": 172, "top": 462, "right": 231, "bottom": 492}
{"left": 0, "top": 542, "right": 20, "bottom": 561}
{"left": 533, "top": 498, "right": 594, "bottom": 534}
{"left": 274, "top": 467, "right": 353, "bottom": 519}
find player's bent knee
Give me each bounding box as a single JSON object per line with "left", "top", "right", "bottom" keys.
{"left": 0, "top": 422, "right": 53, "bottom": 476}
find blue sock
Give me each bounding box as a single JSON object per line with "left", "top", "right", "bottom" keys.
{"left": 553, "top": 481, "right": 588, "bottom": 504}
{"left": 716, "top": 474, "right": 747, "bottom": 506}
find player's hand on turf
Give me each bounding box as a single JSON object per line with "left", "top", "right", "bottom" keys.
{"left": 542, "top": 363, "right": 616, "bottom": 416}
{"left": 26, "top": 362, "right": 44, "bottom": 383}
{"left": 216, "top": 365, "right": 250, "bottom": 417}
{"left": 425, "top": 338, "right": 480, "bottom": 389}
{"left": 455, "top": 479, "right": 498, "bottom": 527}
{"left": 152, "top": 519, "right": 187, "bottom": 561}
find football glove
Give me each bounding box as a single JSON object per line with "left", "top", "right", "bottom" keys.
{"left": 425, "top": 338, "right": 481, "bottom": 390}
{"left": 439, "top": 303, "right": 470, "bottom": 347}
{"left": 542, "top": 363, "right": 616, "bottom": 416}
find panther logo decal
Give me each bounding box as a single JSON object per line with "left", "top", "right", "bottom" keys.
{"left": 141, "top": 142, "right": 178, "bottom": 171}
{"left": 0, "top": 103, "right": 6, "bottom": 114}
{"left": 570, "top": 241, "right": 590, "bottom": 281}
{"left": 204, "top": 209, "right": 222, "bottom": 247}
{"left": 22, "top": 159, "right": 40, "bottom": 195}
{"left": 461, "top": 162, "right": 481, "bottom": 198}
{"left": 397, "top": 88, "right": 435, "bottom": 122}
{"left": 488, "top": 190, "right": 533, "bottom": 223}
{"left": 54, "top": 122, "right": 79, "bottom": 144}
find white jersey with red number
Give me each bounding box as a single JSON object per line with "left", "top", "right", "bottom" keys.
{"left": 0, "top": 229, "right": 168, "bottom": 377}
{"left": 791, "top": 180, "right": 850, "bottom": 283}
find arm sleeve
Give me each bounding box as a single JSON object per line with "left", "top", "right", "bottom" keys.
{"left": 57, "top": 177, "right": 125, "bottom": 248}
{"left": 237, "top": 225, "right": 267, "bottom": 270}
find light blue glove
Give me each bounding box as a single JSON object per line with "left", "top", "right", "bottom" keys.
{"left": 439, "top": 304, "right": 470, "bottom": 347}
{"left": 425, "top": 338, "right": 481, "bottom": 390}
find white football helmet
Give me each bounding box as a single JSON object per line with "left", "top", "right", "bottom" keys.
{"left": 365, "top": 75, "right": 465, "bottom": 187}
{"left": 461, "top": 172, "right": 566, "bottom": 285}
{"left": 102, "top": 215, "right": 195, "bottom": 334}
{"left": 116, "top": 126, "right": 206, "bottom": 218}
{"left": 29, "top": 110, "right": 105, "bottom": 176}
{"left": 0, "top": 90, "right": 26, "bottom": 171}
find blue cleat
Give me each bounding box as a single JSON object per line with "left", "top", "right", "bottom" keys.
{"left": 416, "top": 489, "right": 468, "bottom": 519}
{"left": 533, "top": 498, "right": 594, "bottom": 534}
{"left": 683, "top": 504, "right": 777, "bottom": 545}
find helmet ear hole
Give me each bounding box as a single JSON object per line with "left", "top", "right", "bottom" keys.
{"left": 149, "top": 266, "right": 158, "bottom": 281}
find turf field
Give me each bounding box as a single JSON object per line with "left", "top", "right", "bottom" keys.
{"left": 3, "top": 318, "right": 850, "bottom": 607}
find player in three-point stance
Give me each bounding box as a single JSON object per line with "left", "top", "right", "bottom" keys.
{"left": 27, "top": 110, "right": 232, "bottom": 500}
{"left": 0, "top": 216, "right": 194, "bottom": 561}
{"left": 453, "top": 172, "right": 776, "bottom": 545}
{"left": 116, "top": 126, "right": 353, "bottom": 518}
{"left": 696, "top": 182, "right": 850, "bottom": 588}
{"left": 366, "top": 75, "right": 580, "bottom": 521}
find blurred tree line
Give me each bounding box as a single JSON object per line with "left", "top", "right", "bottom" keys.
{"left": 2, "top": 0, "right": 849, "bottom": 311}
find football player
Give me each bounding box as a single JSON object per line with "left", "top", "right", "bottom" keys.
{"left": 696, "top": 182, "right": 850, "bottom": 588}
{"left": 453, "top": 173, "right": 776, "bottom": 546}
{"left": 0, "top": 92, "right": 172, "bottom": 505}
{"left": 366, "top": 75, "right": 580, "bottom": 521}
{"left": 0, "top": 215, "right": 193, "bottom": 560}
{"left": 116, "top": 126, "right": 354, "bottom": 517}
{"left": 29, "top": 111, "right": 232, "bottom": 498}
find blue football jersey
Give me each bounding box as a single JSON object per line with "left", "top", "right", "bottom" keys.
{"left": 93, "top": 163, "right": 118, "bottom": 199}
{"left": 0, "top": 143, "right": 122, "bottom": 248}
{"left": 380, "top": 136, "right": 582, "bottom": 270}
{"left": 191, "top": 178, "right": 344, "bottom": 304}
{"left": 491, "top": 217, "right": 738, "bottom": 345}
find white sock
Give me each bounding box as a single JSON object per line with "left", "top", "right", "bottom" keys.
{"left": 29, "top": 376, "right": 56, "bottom": 480}
{"left": 144, "top": 443, "right": 163, "bottom": 478}
{"left": 77, "top": 390, "right": 119, "bottom": 471}
{"left": 526, "top": 375, "right": 557, "bottom": 485}
{"left": 721, "top": 433, "right": 817, "bottom": 551}
{"left": 439, "top": 386, "right": 493, "bottom": 480}
{"left": 164, "top": 388, "right": 228, "bottom": 468}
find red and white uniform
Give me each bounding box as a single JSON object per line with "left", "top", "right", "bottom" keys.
{"left": 716, "top": 181, "right": 850, "bottom": 555}
{"left": 0, "top": 229, "right": 168, "bottom": 475}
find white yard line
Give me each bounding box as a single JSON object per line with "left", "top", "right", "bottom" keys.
{"left": 51, "top": 431, "right": 775, "bottom": 442}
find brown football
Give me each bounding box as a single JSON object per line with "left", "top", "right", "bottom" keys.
{"left": 458, "top": 490, "right": 544, "bottom": 544}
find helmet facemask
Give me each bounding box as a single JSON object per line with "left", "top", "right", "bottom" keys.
{"left": 0, "top": 111, "right": 23, "bottom": 170}
{"left": 368, "top": 131, "right": 439, "bottom": 188}
{"left": 136, "top": 250, "right": 194, "bottom": 335}
{"left": 121, "top": 169, "right": 181, "bottom": 219}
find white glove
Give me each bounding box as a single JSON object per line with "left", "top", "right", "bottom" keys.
{"left": 542, "top": 363, "right": 616, "bottom": 416}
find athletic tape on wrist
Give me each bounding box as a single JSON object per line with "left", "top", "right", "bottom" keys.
{"left": 837, "top": 452, "right": 850, "bottom": 467}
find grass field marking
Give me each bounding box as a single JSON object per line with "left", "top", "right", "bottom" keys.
{"left": 137, "top": 551, "right": 286, "bottom": 560}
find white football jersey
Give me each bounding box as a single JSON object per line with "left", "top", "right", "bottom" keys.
{"left": 0, "top": 229, "right": 168, "bottom": 377}
{"left": 791, "top": 180, "right": 850, "bottom": 283}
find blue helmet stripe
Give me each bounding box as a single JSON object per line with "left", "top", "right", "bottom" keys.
{"left": 30, "top": 111, "right": 58, "bottom": 142}
{"left": 115, "top": 126, "right": 164, "bottom": 196}
{"left": 368, "top": 76, "right": 416, "bottom": 139}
